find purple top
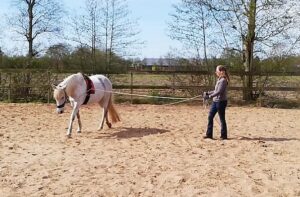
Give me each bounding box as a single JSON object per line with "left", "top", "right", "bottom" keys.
{"left": 209, "top": 77, "right": 228, "bottom": 102}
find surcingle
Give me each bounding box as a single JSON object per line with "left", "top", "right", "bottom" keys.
{"left": 82, "top": 73, "right": 95, "bottom": 105}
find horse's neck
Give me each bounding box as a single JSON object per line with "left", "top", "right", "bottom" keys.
{"left": 61, "top": 74, "right": 84, "bottom": 98}
{"left": 58, "top": 74, "right": 72, "bottom": 87}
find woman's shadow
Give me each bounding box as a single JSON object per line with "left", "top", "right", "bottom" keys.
{"left": 96, "top": 127, "right": 170, "bottom": 139}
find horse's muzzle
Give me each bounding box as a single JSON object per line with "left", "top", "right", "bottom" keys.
{"left": 57, "top": 108, "right": 64, "bottom": 114}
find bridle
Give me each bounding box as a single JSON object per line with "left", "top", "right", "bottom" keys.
{"left": 56, "top": 89, "right": 67, "bottom": 109}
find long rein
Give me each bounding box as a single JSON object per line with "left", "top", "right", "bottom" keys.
{"left": 82, "top": 88, "right": 204, "bottom": 106}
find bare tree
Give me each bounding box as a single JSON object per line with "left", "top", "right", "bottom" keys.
{"left": 168, "top": 0, "right": 211, "bottom": 68}
{"left": 68, "top": 0, "right": 141, "bottom": 72}
{"left": 67, "top": 0, "right": 101, "bottom": 71}
{"left": 168, "top": 0, "right": 215, "bottom": 90}
{"left": 89, "top": 0, "right": 99, "bottom": 70}
{"left": 8, "top": 0, "right": 63, "bottom": 59}
{"left": 45, "top": 43, "right": 71, "bottom": 70}
{"left": 200, "top": 0, "right": 300, "bottom": 100}
{"left": 6, "top": 0, "right": 63, "bottom": 100}
{"left": 100, "top": 0, "right": 142, "bottom": 71}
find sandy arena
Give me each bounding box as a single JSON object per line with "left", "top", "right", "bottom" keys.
{"left": 0, "top": 103, "right": 299, "bottom": 196}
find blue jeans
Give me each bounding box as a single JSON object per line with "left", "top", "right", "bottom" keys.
{"left": 206, "top": 100, "right": 228, "bottom": 138}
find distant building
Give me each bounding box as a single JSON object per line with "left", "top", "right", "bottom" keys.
{"left": 294, "top": 64, "right": 300, "bottom": 71}
{"left": 131, "top": 57, "right": 205, "bottom": 71}
{"left": 142, "top": 58, "right": 177, "bottom": 67}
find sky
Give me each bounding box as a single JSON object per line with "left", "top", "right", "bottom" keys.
{"left": 0, "top": 0, "right": 182, "bottom": 58}
{"left": 125, "top": 0, "right": 182, "bottom": 58}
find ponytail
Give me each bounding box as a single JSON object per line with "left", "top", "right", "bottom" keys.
{"left": 217, "top": 65, "right": 230, "bottom": 84}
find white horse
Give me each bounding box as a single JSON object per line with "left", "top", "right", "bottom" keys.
{"left": 52, "top": 73, "right": 120, "bottom": 137}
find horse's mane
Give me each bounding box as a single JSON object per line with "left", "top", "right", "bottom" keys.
{"left": 58, "top": 73, "right": 81, "bottom": 88}
{"left": 57, "top": 73, "right": 84, "bottom": 98}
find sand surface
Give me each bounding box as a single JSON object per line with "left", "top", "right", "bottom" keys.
{"left": 0, "top": 103, "right": 299, "bottom": 196}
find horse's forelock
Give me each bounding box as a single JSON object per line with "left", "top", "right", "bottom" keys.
{"left": 53, "top": 88, "right": 64, "bottom": 100}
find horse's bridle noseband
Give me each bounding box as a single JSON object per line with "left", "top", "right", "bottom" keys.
{"left": 56, "top": 89, "right": 67, "bottom": 109}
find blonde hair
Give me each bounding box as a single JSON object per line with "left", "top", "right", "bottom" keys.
{"left": 217, "top": 65, "right": 230, "bottom": 83}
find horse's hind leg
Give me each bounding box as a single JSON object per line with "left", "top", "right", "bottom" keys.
{"left": 77, "top": 110, "right": 82, "bottom": 133}
{"left": 105, "top": 114, "right": 112, "bottom": 128}
{"left": 98, "top": 92, "right": 112, "bottom": 130}
{"left": 97, "top": 107, "right": 108, "bottom": 131}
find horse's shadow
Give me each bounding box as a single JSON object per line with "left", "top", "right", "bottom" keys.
{"left": 95, "top": 127, "right": 170, "bottom": 139}
{"left": 236, "top": 136, "right": 300, "bottom": 142}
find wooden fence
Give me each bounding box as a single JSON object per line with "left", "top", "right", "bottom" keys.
{"left": 0, "top": 69, "right": 300, "bottom": 104}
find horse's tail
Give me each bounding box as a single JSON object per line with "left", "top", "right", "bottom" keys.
{"left": 108, "top": 95, "right": 120, "bottom": 123}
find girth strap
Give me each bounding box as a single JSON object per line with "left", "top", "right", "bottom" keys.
{"left": 82, "top": 74, "right": 95, "bottom": 105}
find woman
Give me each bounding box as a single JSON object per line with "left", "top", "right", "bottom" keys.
{"left": 203, "top": 65, "right": 230, "bottom": 140}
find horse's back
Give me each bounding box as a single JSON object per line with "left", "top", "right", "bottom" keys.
{"left": 90, "top": 74, "right": 112, "bottom": 90}
{"left": 86, "top": 74, "right": 112, "bottom": 104}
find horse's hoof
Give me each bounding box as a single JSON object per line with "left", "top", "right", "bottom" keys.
{"left": 66, "top": 134, "right": 72, "bottom": 138}
{"left": 97, "top": 127, "right": 103, "bottom": 131}
{"left": 77, "top": 130, "right": 81, "bottom": 133}
{"left": 107, "top": 122, "right": 112, "bottom": 128}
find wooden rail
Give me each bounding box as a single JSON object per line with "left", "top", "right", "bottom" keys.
{"left": 1, "top": 68, "right": 300, "bottom": 76}
{"left": 0, "top": 70, "right": 299, "bottom": 103}
{"left": 129, "top": 70, "right": 300, "bottom": 76}
{"left": 113, "top": 85, "right": 300, "bottom": 91}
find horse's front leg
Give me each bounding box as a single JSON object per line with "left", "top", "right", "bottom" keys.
{"left": 69, "top": 100, "right": 81, "bottom": 133}
{"left": 77, "top": 110, "right": 82, "bottom": 133}
{"left": 67, "top": 102, "right": 79, "bottom": 137}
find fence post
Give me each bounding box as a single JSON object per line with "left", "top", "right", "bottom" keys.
{"left": 172, "top": 73, "right": 175, "bottom": 96}
{"left": 130, "top": 72, "right": 133, "bottom": 104}
{"left": 0, "top": 73, "right": 1, "bottom": 100}
{"left": 47, "top": 71, "right": 51, "bottom": 103}
{"left": 8, "top": 73, "right": 11, "bottom": 102}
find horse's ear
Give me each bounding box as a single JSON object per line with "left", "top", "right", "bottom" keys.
{"left": 58, "top": 84, "right": 67, "bottom": 90}
{"left": 51, "top": 84, "right": 57, "bottom": 90}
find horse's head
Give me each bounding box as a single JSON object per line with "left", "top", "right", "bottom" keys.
{"left": 52, "top": 84, "right": 67, "bottom": 114}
